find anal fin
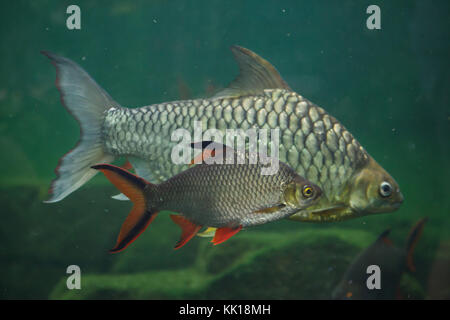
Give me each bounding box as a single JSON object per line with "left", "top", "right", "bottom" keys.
{"left": 212, "top": 225, "right": 242, "bottom": 245}
{"left": 170, "top": 215, "right": 202, "bottom": 249}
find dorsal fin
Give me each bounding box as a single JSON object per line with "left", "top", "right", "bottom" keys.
{"left": 214, "top": 45, "right": 291, "bottom": 98}
{"left": 405, "top": 217, "right": 428, "bottom": 272}
{"left": 376, "top": 228, "right": 393, "bottom": 246}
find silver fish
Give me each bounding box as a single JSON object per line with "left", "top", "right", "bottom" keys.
{"left": 92, "top": 144, "right": 322, "bottom": 252}
{"left": 42, "top": 46, "right": 403, "bottom": 222}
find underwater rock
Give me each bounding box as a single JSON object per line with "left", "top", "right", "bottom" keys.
{"left": 0, "top": 185, "right": 136, "bottom": 298}
{"left": 0, "top": 184, "right": 429, "bottom": 300}
{"left": 50, "top": 229, "right": 377, "bottom": 299}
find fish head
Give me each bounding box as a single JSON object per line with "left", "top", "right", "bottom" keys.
{"left": 284, "top": 175, "right": 323, "bottom": 210}
{"left": 287, "top": 156, "right": 402, "bottom": 222}
{"left": 348, "top": 157, "right": 404, "bottom": 215}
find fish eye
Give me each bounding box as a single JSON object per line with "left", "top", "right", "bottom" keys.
{"left": 302, "top": 185, "right": 314, "bottom": 198}
{"left": 379, "top": 181, "right": 392, "bottom": 197}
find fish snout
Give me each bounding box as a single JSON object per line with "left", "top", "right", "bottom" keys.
{"left": 392, "top": 190, "right": 404, "bottom": 208}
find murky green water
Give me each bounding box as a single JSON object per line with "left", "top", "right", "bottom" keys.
{"left": 0, "top": 1, "right": 448, "bottom": 299}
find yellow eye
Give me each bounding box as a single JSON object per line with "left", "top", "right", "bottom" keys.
{"left": 302, "top": 185, "right": 314, "bottom": 198}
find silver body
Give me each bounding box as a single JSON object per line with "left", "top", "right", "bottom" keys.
{"left": 151, "top": 159, "right": 303, "bottom": 228}
{"left": 103, "top": 89, "right": 368, "bottom": 209}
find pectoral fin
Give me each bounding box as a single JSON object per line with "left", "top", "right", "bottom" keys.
{"left": 254, "top": 203, "right": 286, "bottom": 214}
{"left": 212, "top": 225, "right": 242, "bottom": 245}
{"left": 170, "top": 215, "right": 202, "bottom": 249}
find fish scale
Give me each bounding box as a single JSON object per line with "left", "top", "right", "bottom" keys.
{"left": 43, "top": 46, "right": 402, "bottom": 222}
{"left": 153, "top": 156, "right": 302, "bottom": 227}
{"left": 102, "top": 89, "right": 369, "bottom": 202}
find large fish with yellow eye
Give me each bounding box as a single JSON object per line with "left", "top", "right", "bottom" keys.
{"left": 91, "top": 142, "right": 322, "bottom": 252}
{"left": 42, "top": 46, "right": 403, "bottom": 224}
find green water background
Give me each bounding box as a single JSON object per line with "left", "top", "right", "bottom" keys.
{"left": 0, "top": 0, "right": 448, "bottom": 299}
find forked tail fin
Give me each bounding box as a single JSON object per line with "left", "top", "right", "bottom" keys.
{"left": 42, "top": 51, "right": 119, "bottom": 203}
{"left": 92, "top": 164, "right": 158, "bottom": 253}
{"left": 405, "top": 217, "right": 428, "bottom": 272}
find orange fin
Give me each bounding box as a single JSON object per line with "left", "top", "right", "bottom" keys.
{"left": 189, "top": 141, "right": 229, "bottom": 165}
{"left": 170, "top": 215, "right": 202, "bottom": 249}
{"left": 377, "top": 229, "right": 393, "bottom": 246}
{"left": 110, "top": 210, "right": 158, "bottom": 253}
{"left": 92, "top": 164, "right": 157, "bottom": 253}
{"left": 121, "top": 159, "right": 133, "bottom": 171}
{"left": 212, "top": 225, "right": 242, "bottom": 245}
{"left": 189, "top": 150, "right": 216, "bottom": 166}
{"left": 406, "top": 217, "right": 428, "bottom": 272}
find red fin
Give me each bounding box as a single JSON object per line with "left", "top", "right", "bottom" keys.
{"left": 189, "top": 148, "right": 217, "bottom": 165}
{"left": 377, "top": 229, "right": 393, "bottom": 246}
{"left": 110, "top": 211, "right": 158, "bottom": 253}
{"left": 92, "top": 164, "right": 157, "bottom": 253}
{"left": 189, "top": 141, "right": 228, "bottom": 165}
{"left": 212, "top": 225, "right": 242, "bottom": 245}
{"left": 170, "top": 215, "right": 202, "bottom": 249}
{"left": 121, "top": 159, "right": 133, "bottom": 171}
{"left": 406, "top": 218, "right": 428, "bottom": 272}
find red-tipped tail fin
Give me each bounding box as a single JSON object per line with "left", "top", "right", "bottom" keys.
{"left": 406, "top": 218, "right": 428, "bottom": 272}
{"left": 170, "top": 215, "right": 202, "bottom": 249}
{"left": 212, "top": 225, "right": 242, "bottom": 245}
{"left": 92, "top": 164, "right": 157, "bottom": 253}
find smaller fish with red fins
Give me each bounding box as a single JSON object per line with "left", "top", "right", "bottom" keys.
{"left": 93, "top": 142, "right": 322, "bottom": 253}
{"left": 332, "top": 218, "right": 428, "bottom": 300}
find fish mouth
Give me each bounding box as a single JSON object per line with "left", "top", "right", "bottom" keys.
{"left": 290, "top": 192, "right": 404, "bottom": 222}
{"left": 392, "top": 201, "right": 403, "bottom": 210}
{"left": 312, "top": 206, "right": 351, "bottom": 216}
{"left": 395, "top": 191, "right": 405, "bottom": 207}
{"left": 289, "top": 205, "right": 357, "bottom": 222}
